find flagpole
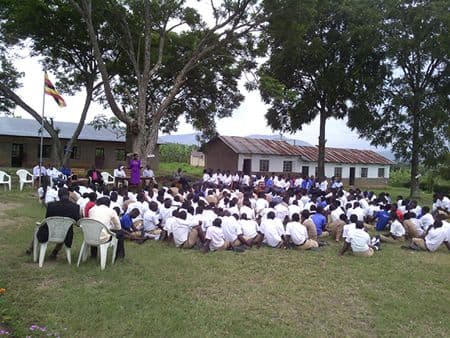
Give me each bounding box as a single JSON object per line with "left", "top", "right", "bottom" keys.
{"left": 39, "top": 71, "right": 46, "bottom": 188}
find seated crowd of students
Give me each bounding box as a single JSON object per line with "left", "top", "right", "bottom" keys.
{"left": 34, "top": 169, "right": 450, "bottom": 260}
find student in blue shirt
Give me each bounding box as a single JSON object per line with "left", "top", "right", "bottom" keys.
{"left": 120, "top": 208, "right": 141, "bottom": 240}
{"left": 310, "top": 206, "right": 328, "bottom": 237}
{"left": 375, "top": 205, "right": 391, "bottom": 231}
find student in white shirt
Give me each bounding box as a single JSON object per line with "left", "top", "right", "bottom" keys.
{"left": 380, "top": 214, "right": 405, "bottom": 243}
{"left": 408, "top": 220, "right": 450, "bottom": 252}
{"left": 239, "top": 213, "right": 262, "bottom": 247}
{"left": 221, "top": 213, "right": 245, "bottom": 247}
{"left": 419, "top": 206, "right": 434, "bottom": 231}
{"left": 172, "top": 210, "right": 201, "bottom": 248}
{"left": 402, "top": 212, "right": 423, "bottom": 239}
{"left": 259, "top": 211, "right": 285, "bottom": 248}
{"left": 339, "top": 221, "right": 375, "bottom": 257}
{"left": 342, "top": 214, "right": 357, "bottom": 240}
{"left": 284, "top": 213, "right": 318, "bottom": 250}
{"left": 204, "top": 218, "right": 230, "bottom": 252}
{"left": 142, "top": 201, "right": 161, "bottom": 237}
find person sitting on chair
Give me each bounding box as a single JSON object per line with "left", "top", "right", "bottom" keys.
{"left": 35, "top": 188, "right": 80, "bottom": 259}
{"left": 114, "top": 165, "right": 127, "bottom": 187}
{"left": 87, "top": 165, "right": 103, "bottom": 186}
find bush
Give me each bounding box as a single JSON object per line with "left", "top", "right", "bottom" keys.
{"left": 389, "top": 168, "right": 411, "bottom": 187}
{"left": 433, "top": 182, "right": 450, "bottom": 194}
{"left": 159, "top": 144, "right": 197, "bottom": 163}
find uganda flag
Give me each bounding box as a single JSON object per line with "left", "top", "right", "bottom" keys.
{"left": 44, "top": 72, "right": 66, "bottom": 107}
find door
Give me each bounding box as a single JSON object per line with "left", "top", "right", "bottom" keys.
{"left": 302, "top": 166, "right": 309, "bottom": 177}
{"left": 95, "top": 147, "right": 105, "bottom": 169}
{"left": 243, "top": 159, "right": 251, "bottom": 175}
{"left": 11, "top": 143, "right": 24, "bottom": 167}
{"left": 349, "top": 167, "right": 356, "bottom": 186}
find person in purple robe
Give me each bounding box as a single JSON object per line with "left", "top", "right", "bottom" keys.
{"left": 128, "top": 153, "right": 141, "bottom": 186}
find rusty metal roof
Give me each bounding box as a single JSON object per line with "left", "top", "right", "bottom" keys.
{"left": 219, "top": 135, "right": 305, "bottom": 156}
{"left": 218, "top": 136, "right": 393, "bottom": 165}
{"left": 296, "top": 146, "right": 393, "bottom": 165}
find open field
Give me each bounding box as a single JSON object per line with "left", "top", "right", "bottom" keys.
{"left": 0, "top": 188, "right": 449, "bottom": 337}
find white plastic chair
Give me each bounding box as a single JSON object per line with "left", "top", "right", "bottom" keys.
{"left": 0, "top": 171, "right": 11, "bottom": 191}
{"left": 33, "top": 217, "right": 75, "bottom": 267}
{"left": 101, "top": 172, "right": 115, "bottom": 187}
{"left": 77, "top": 218, "right": 118, "bottom": 270}
{"left": 16, "top": 169, "right": 34, "bottom": 191}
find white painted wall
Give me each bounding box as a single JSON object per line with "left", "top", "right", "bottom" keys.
{"left": 237, "top": 154, "right": 390, "bottom": 178}
{"left": 237, "top": 154, "right": 302, "bottom": 173}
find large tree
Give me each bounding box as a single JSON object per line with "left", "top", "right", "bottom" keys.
{"left": 0, "top": 0, "right": 103, "bottom": 166}
{"left": 259, "top": 0, "right": 386, "bottom": 179}
{"left": 69, "top": 0, "right": 262, "bottom": 163}
{"left": 348, "top": 0, "right": 450, "bottom": 198}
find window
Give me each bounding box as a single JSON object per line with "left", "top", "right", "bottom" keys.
{"left": 37, "top": 144, "right": 52, "bottom": 158}
{"left": 64, "top": 145, "right": 79, "bottom": 159}
{"left": 360, "top": 167, "right": 368, "bottom": 178}
{"left": 259, "top": 159, "right": 269, "bottom": 172}
{"left": 95, "top": 148, "right": 105, "bottom": 158}
{"left": 378, "top": 167, "right": 385, "bottom": 178}
{"left": 283, "top": 160, "right": 292, "bottom": 172}
{"left": 302, "top": 166, "right": 309, "bottom": 176}
{"left": 334, "top": 167, "right": 342, "bottom": 178}
{"left": 115, "top": 148, "right": 126, "bottom": 161}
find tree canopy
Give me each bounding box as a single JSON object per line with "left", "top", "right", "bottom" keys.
{"left": 0, "top": 0, "right": 103, "bottom": 165}
{"left": 70, "top": 0, "right": 262, "bottom": 162}
{"left": 259, "top": 0, "right": 386, "bottom": 179}
{"left": 348, "top": 0, "right": 450, "bottom": 197}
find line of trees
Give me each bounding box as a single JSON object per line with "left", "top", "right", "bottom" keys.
{"left": 0, "top": 0, "right": 448, "bottom": 198}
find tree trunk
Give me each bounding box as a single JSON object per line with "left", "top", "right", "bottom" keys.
{"left": 51, "top": 139, "right": 64, "bottom": 167}
{"left": 317, "top": 109, "right": 327, "bottom": 180}
{"left": 410, "top": 110, "right": 420, "bottom": 199}
{"left": 143, "top": 122, "right": 159, "bottom": 167}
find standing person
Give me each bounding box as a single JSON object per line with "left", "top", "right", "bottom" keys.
{"left": 128, "top": 153, "right": 141, "bottom": 189}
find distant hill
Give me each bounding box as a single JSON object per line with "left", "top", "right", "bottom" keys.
{"left": 377, "top": 150, "right": 397, "bottom": 162}
{"left": 159, "top": 133, "right": 201, "bottom": 145}
{"left": 247, "top": 134, "right": 312, "bottom": 146}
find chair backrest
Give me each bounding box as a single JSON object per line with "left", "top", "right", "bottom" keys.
{"left": 0, "top": 171, "right": 10, "bottom": 183}
{"left": 43, "top": 217, "right": 76, "bottom": 242}
{"left": 16, "top": 169, "right": 31, "bottom": 180}
{"left": 101, "top": 172, "right": 113, "bottom": 182}
{"left": 78, "top": 218, "right": 111, "bottom": 246}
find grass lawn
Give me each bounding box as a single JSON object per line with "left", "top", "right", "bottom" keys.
{"left": 0, "top": 188, "right": 449, "bottom": 337}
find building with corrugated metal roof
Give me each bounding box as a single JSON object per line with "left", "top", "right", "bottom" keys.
{"left": 0, "top": 117, "right": 161, "bottom": 169}
{"left": 204, "top": 136, "right": 393, "bottom": 187}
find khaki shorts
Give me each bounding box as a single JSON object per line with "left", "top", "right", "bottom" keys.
{"left": 295, "top": 239, "right": 319, "bottom": 250}
{"left": 353, "top": 247, "right": 374, "bottom": 257}
{"left": 412, "top": 238, "right": 427, "bottom": 251}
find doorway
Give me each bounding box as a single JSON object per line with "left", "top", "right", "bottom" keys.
{"left": 243, "top": 159, "right": 251, "bottom": 175}
{"left": 11, "top": 143, "right": 24, "bottom": 167}
{"left": 95, "top": 147, "right": 105, "bottom": 169}
{"left": 349, "top": 167, "right": 356, "bottom": 186}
